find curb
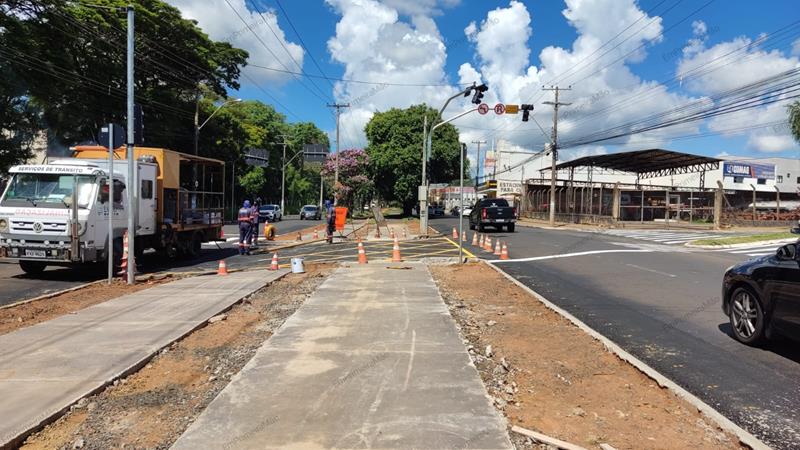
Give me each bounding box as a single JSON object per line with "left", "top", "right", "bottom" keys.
{"left": 483, "top": 261, "right": 770, "bottom": 450}
{"left": 685, "top": 238, "right": 796, "bottom": 250}
{"left": 0, "top": 280, "right": 106, "bottom": 311}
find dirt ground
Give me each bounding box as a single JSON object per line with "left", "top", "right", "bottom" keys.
{"left": 20, "top": 264, "right": 334, "bottom": 450}
{"left": 273, "top": 222, "right": 324, "bottom": 241}
{"left": 0, "top": 276, "right": 171, "bottom": 336}
{"left": 430, "top": 263, "right": 744, "bottom": 450}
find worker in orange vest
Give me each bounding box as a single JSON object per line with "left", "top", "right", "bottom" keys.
{"left": 238, "top": 200, "right": 253, "bottom": 255}
{"left": 249, "top": 199, "right": 260, "bottom": 250}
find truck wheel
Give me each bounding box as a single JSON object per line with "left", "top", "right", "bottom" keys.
{"left": 478, "top": 223, "right": 485, "bottom": 232}
{"left": 186, "top": 232, "right": 202, "bottom": 259}
{"left": 19, "top": 260, "right": 46, "bottom": 275}
{"left": 507, "top": 223, "right": 515, "bottom": 232}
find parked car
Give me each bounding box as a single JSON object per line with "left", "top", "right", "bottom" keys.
{"left": 300, "top": 204, "right": 321, "bottom": 220}
{"left": 430, "top": 204, "right": 445, "bottom": 216}
{"left": 258, "top": 204, "right": 282, "bottom": 222}
{"left": 469, "top": 198, "right": 517, "bottom": 232}
{"left": 462, "top": 206, "right": 472, "bottom": 217}
{"left": 721, "top": 223, "right": 800, "bottom": 345}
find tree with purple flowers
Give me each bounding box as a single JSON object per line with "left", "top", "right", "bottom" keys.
{"left": 321, "top": 148, "right": 373, "bottom": 210}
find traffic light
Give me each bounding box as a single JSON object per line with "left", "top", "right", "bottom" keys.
{"left": 521, "top": 104, "right": 534, "bottom": 122}
{"left": 471, "top": 84, "right": 488, "bottom": 105}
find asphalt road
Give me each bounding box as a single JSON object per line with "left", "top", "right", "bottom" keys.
{"left": 0, "top": 217, "right": 322, "bottom": 307}
{"left": 430, "top": 218, "right": 800, "bottom": 449}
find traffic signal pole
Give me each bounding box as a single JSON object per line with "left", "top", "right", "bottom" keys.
{"left": 543, "top": 86, "right": 570, "bottom": 226}
{"left": 126, "top": 5, "right": 136, "bottom": 285}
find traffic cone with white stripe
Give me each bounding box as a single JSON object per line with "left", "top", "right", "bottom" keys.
{"left": 217, "top": 259, "right": 229, "bottom": 275}
{"left": 494, "top": 239, "right": 502, "bottom": 256}
{"left": 472, "top": 233, "right": 478, "bottom": 246}
{"left": 358, "top": 241, "right": 368, "bottom": 264}
{"left": 118, "top": 230, "right": 129, "bottom": 281}
{"left": 392, "top": 236, "right": 402, "bottom": 262}
{"left": 485, "top": 236, "right": 492, "bottom": 252}
{"left": 500, "top": 242, "right": 510, "bottom": 260}
{"left": 452, "top": 227, "right": 458, "bottom": 239}
{"left": 461, "top": 230, "right": 467, "bottom": 242}
{"left": 269, "top": 253, "right": 279, "bottom": 271}
{"left": 479, "top": 234, "right": 485, "bottom": 248}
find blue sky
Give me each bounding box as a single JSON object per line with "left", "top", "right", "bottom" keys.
{"left": 170, "top": 0, "right": 800, "bottom": 167}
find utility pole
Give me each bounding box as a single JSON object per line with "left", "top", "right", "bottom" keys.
{"left": 126, "top": 4, "right": 136, "bottom": 285}
{"left": 278, "top": 135, "right": 289, "bottom": 213}
{"left": 543, "top": 86, "right": 571, "bottom": 226}
{"left": 421, "top": 115, "right": 428, "bottom": 234}
{"left": 327, "top": 103, "right": 349, "bottom": 205}
{"left": 471, "top": 140, "right": 486, "bottom": 187}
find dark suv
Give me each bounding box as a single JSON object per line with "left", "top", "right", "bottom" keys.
{"left": 721, "top": 224, "right": 800, "bottom": 345}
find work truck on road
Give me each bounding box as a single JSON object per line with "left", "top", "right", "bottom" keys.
{"left": 0, "top": 146, "right": 225, "bottom": 274}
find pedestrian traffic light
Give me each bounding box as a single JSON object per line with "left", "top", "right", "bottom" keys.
{"left": 471, "top": 84, "right": 488, "bottom": 105}
{"left": 521, "top": 104, "right": 534, "bottom": 122}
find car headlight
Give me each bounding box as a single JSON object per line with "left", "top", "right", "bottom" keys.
{"left": 0, "top": 218, "right": 8, "bottom": 233}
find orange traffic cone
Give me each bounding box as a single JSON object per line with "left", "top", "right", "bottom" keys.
{"left": 494, "top": 239, "right": 502, "bottom": 256}
{"left": 479, "top": 234, "right": 485, "bottom": 248}
{"left": 392, "top": 236, "right": 402, "bottom": 262}
{"left": 270, "top": 253, "right": 279, "bottom": 271}
{"left": 358, "top": 242, "right": 368, "bottom": 264}
{"left": 461, "top": 230, "right": 467, "bottom": 242}
{"left": 485, "top": 237, "right": 492, "bottom": 252}
{"left": 313, "top": 229, "right": 319, "bottom": 240}
{"left": 472, "top": 233, "right": 478, "bottom": 246}
{"left": 452, "top": 227, "right": 458, "bottom": 239}
{"left": 500, "top": 242, "right": 510, "bottom": 260}
{"left": 217, "top": 260, "right": 229, "bottom": 275}
{"left": 118, "top": 230, "right": 129, "bottom": 281}
{"left": 296, "top": 232, "right": 302, "bottom": 241}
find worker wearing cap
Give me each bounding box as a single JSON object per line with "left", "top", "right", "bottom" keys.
{"left": 249, "top": 199, "right": 260, "bottom": 250}
{"left": 238, "top": 200, "right": 253, "bottom": 255}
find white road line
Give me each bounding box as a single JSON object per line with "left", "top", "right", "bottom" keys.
{"left": 729, "top": 245, "right": 780, "bottom": 254}
{"left": 625, "top": 263, "right": 677, "bottom": 278}
{"left": 745, "top": 252, "right": 774, "bottom": 257}
{"left": 490, "top": 249, "right": 652, "bottom": 263}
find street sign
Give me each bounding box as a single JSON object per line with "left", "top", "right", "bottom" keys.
{"left": 98, "top": 124, "right": 124, "bottom": 149}
{"left": 504, "top": 104, "right": 519, "bottom": 114}
{"left": 478, "top": 103, "right": 489, "bottom": 115}
{"left": 494, "top": 103, "right": 505, "bottom": 115}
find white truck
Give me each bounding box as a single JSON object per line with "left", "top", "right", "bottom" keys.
{"left": 0, "top": 146, "right": 225, "bottom": 274}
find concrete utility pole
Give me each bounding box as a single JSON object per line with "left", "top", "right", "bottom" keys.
{"left": 543, "top": 86, "right": 571, "bottom": 226}
{"left": 126, "top": 4, "right": 135, "bottom": 285}
{"left": 327, "top": 103, "right": 349, "bottom": 205}
{"left": 421, "top": 115, "right": 428, "bottom": 234}
{"left": 278, "top": 135, "right": 289, "bottom": 213}
{"left": 471, "top": 140, "right": 486, "bottom": 187}
{"left": 459, "top": 143, "right": 466, "bottom": 264}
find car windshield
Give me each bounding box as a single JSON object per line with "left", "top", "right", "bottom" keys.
{"left": 304, "top": 206, "right": 317, "bottom": 211}
{"left": 479, "top": 198, "right": 509, "bottom": 207}
{"left": 260, "top": 205, "right": 276, "bottom": 211}
{"left": 1, "top": 173, "right": 95, "bottom": 208}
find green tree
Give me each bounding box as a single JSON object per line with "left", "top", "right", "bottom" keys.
{"left": 365, "top": 104, "right": 465, "bottom": 212}
{"left": 0, "top": 64, "right": 40, "bottom": 172}
{"left": 789, "top": 101, "right": 800, "bottom": 144}
{"left": 0, "top": 0, "right": 247, "bottom": 155}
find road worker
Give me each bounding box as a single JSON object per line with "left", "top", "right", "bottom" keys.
{"left": 249, "top": 199, "right": 260, "bottom": 249}
{"left": 238, "top": 200, "right": 253, "bottom": 255}
{"left": 325, "top": 200, "right": 335, "bottom": 244}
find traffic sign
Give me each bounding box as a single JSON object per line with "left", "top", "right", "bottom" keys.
{"left": 478, "top": 103, "right": 489, "bottom": 115}
{"left": 494, "top": 103, "right": 505, "bottom": 115}
{"left": 504, "top": 104, "right": 519, "bottom": 114}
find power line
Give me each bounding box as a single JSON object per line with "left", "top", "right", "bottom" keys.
{"left": 271, "top": 0, "right": 335, "bottom": 90}
{"left": 248, "top": 63, "right": 469, "bottom": 87}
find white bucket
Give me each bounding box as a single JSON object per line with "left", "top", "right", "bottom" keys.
{"left": 290, "top": 257, "right": 305, "bottom": 274}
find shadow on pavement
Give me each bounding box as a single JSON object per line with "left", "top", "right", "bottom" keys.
{"left": 718, "top": 322, "right": 800, "bottom": 364}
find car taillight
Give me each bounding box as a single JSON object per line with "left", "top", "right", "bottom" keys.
{"left": 512, "top": 207, "right": 517, "bottom": 217}
{"left": 481, "top": 208, "right": 487, "bottom": 219}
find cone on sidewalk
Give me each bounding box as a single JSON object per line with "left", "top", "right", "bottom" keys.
{"left": 500, "top": 242, "right": 510, "bottom": 260}
{"left": 452, "top": 227, "right": 458, "bottom": 239}
{"left": 358, "top": 241, "right": 368, "bottom": 264}
{"left": 217, "top": 259, "right": 229, "bottom": 275}
{"left": 472, "top": 233, "right": 478, "bottom": 246}
{"left": 118, "top": 230, "right": 129, "bottom": 281}
{"left": 269, "top": 253, "right": 279, "bottom": 271}
{"left": 494, "top": 239, "right": 502, "bottom": 256}
{"left": 392, "top": 236, "right": 402, "bottom": 262}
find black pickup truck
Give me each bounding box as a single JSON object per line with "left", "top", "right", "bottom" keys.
{"left": 469, "top": 198, "right": 517, "bottom": 232}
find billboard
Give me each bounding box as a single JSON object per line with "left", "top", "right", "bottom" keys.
{"left": 722, "top": 161, "right": 775, "bottom": 180}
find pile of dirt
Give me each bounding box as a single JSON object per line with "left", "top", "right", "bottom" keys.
{"left": 430, "top": 263, "right": 743, "bottom": 450}
{"left": 20, "top": 264, "right": 334, "bottom": 450}
{"left": 0, "top": 276, "right": 171, "bottom": 336}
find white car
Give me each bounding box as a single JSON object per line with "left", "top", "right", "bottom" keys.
{"left": 258, "top": 204, "right": 282, "bottom": 222}
{"left": 461, "top": 207, "right": 472, "bottom": 217}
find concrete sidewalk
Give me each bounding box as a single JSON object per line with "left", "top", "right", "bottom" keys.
{"left": 0, "top": 270, "right": 287, "bottom": 448}
{"left": 171, "top": 263, "right": 511, "bottom": 450}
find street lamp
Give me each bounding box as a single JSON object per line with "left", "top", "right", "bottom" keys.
{"left": 194, "top": 98, "right": 242, "bottom": 155}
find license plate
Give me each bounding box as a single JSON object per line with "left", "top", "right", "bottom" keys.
{"left": 25, "top": 249, "right": 46, "bottom": 258}
{"left": 495, "top": 218, "right": 505, "bottom": 223}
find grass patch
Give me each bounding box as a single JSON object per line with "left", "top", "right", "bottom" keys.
{"left": 381, "top": 207, "right": 404, "bottom": 218}
{"left": 691, "top": 232, "right": 796, "bottom": 246}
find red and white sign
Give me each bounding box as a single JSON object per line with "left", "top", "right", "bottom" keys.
{"left": 494, "top": 103, "right": 505, "bottom": 115}
{"left": 478, "top": 103, "right": 489, "bottom": 115}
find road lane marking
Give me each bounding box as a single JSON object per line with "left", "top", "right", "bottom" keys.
{"left": 489, "top": 249, "right": 651, "bottom": 263}
{"left": 625, "top": 263, "right": 677, "bottom": 278}
{"left": 443, "top": 237, "right": 477, "bottom": 259}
